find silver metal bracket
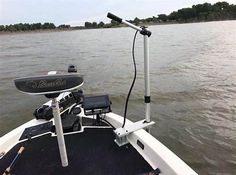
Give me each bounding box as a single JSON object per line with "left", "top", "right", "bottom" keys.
{"left": 114, "top": 119, "right": 155, "bottom": 146}
{"left": 114, "top": 135, "right": 129, "bottom": 147}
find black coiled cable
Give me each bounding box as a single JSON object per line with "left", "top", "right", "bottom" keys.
{"left": 122, "top": 30, "right": 139, "bottom": 128}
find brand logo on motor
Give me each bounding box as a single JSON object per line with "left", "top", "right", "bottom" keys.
{"left": 26, "top": 79, "right": 66, "bottom": 89}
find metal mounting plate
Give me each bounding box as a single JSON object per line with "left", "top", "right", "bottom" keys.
{"left": 114, "top": 119, "right": 155, "bottom": 138}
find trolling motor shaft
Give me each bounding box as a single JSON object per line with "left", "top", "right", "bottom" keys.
{"left": 52, "top": 98, "right": 68, "bottom": 167}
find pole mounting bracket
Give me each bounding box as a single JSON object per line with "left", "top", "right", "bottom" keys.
{"left": 114, "top": 119, "right": 155, "bottom": 146}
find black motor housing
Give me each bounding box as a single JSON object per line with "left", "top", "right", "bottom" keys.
{"left": 34, "top": 105, "right": 53, "bottom": 120}
{"left": 34, "top": 90, "right": 83, "bottom": 120}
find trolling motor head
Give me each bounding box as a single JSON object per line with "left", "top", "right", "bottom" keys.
{"left": 14, "top": 73, "right": 83, "bottom": 97}
{"left": 14, "top": 73, "right": 83, "bottom": 167}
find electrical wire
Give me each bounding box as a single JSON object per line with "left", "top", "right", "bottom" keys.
{"left": 122, "top": 30, "right": 139, "bottom": 128}
{"left": 100, "top": 118, "right": 116, "bottom": 130}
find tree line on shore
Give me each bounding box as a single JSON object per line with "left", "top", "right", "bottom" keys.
{"left": 154, "top": 1, "right": 235, "bottom": 23}
{"left": 0, "top": 1, "right": 235, "bottom": 32}
{"left": 0, "top": 23, "right": 71, "bottom": 32}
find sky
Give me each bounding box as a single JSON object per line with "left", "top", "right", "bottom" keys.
{"left": 0, "top": 0, "right": 235, "bottom": 26}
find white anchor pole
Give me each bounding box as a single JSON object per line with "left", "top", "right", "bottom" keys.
{"left": 52, "top": 98, "right": 68, "bottom": 167}
{"left": 107, "top": 13, "right": 152, "bottom": 132}
{"left": 144, "top": 34, "right": 150, "bottom": 123}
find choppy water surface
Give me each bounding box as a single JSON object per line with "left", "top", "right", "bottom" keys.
{"left": 0, "top": 21, "right": 236, "bottom": 174}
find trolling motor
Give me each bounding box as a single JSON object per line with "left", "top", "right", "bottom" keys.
{"left": 14, "top": 73, "right": 84, "bottom": 167}
{"left": 107, "top": 13, "right": 154, "bottom": 146}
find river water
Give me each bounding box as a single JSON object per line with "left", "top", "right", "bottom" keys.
{"left": 0, "top": 21, "right": 236, "bottom": 174}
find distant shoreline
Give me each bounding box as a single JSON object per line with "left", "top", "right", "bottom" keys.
{"left": 1, "top": 1, "right": 235, "bottom": 35}
{"left": 0, "top": 28, "right": 76, "bottom": 35}
{"left": 0, "top": 19, "right": 235, "bottom": 35}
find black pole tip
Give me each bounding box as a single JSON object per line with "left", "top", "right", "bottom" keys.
{"left": 107, "top": 12, "right": 122, "bottom": 23}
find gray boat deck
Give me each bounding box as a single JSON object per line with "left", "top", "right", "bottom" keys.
{"left": 0, "top": 118, "right": 154, "bottom": 175}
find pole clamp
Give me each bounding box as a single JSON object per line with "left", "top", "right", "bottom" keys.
{"left": 140, "top": 27, "right": 152, "bottom": 37}
{"left": 144, "top": 96, "right": 151, "bottom": 103}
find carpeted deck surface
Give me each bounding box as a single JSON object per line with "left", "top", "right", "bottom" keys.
{"left": 0, "top": 128, "right": 153, "bottom": 175}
